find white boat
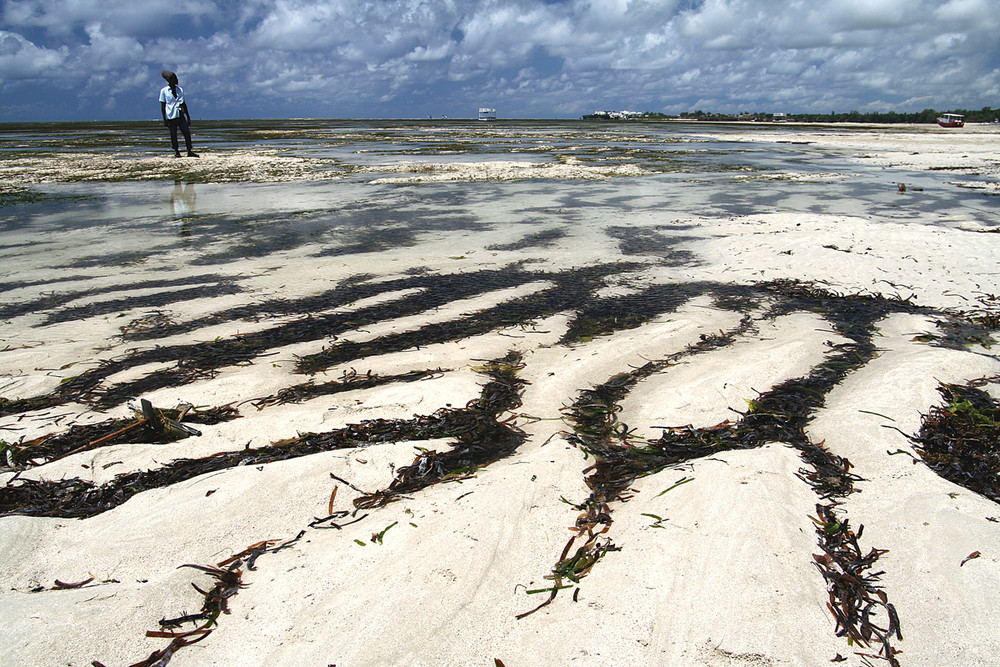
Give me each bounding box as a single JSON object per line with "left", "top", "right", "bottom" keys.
{"left": 937, "top": 113, "right": 965, "bottom": 128}
{"left": 478, "top": 108, "right": 496, "bottom": 121}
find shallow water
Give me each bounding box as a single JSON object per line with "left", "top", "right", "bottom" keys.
{"left": 0, "top": 118, "right": 997, "bottom": 290}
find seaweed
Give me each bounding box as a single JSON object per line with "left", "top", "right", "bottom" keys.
{"left": 0, "top": 274, "right": 95, "bottom": 296}
{"left": 250, "top": 367, "right": 445, "bottom": 409}
{"left": 353, "top": 352, "right": 527, "bottom": 509}
{"left": 118, "top": 310, "right": 177, "bottom": 340}
{"left": 48, "top": 354, "right": 528, "bottom": 666}
{"left": 122, "top": 400, "right": 525, "bottom": 667}
{"left": 293, "top": 263, "right": 642, "bottom": 374}
{"left": 0, "top": 273, "right": 235, "bottom": 323}
{"left": 2, "top": 401, "right": 239, "bottom": 470}
{"left": 0, "top": 185, "right": 47, "bottom": 206}
{"left": 909, "top": 377, "right": 1000, "bottom": 502}
{"left": 519, "top": 313, "right": 758, "bottom": 619}
{"left": 520, "top": 280, "right": 906, "bottom": 664}
{"left": 6, "top": 271, "right": 885, "bottom": 421}
{"left": 0, "top": 354, "right": 525, "bottom": 519}
{"left": 0, "top": 264, "right": 657, "bottom": 417}
{"left": 39, "top": 282, "right": 243, "bottom": 326}
{"left": 487, "top": 228, "right": 568, "bottom": 251}
{"left": 125, "top": 544, "right": 263, "bottom": 667}
{"left": 810, "top": 504, "right": 902, "bottom": 666}
{"left": 62, "top": 250, "right": 157, "bottom": 270}
{"left": 314, "top": 226, "right": 421, "bottom": 257}
{"left": 560, "top": 282, "right": 715, "bottom": 344}
{"left": 0, "top": 269, "right": 961, "bottom": 661}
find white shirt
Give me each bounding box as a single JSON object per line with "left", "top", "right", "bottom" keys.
{"left": 159, "top": 85, "right": 185, "bottom": 120}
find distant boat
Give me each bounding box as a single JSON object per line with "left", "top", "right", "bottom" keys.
{"left": 478, "top": 107, "right": 496, "bottom": 121}
{"left": 937, "top": 113, "right": 965, "bottom": 128}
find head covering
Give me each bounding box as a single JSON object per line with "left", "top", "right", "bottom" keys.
{"left": 161, "top": 70, "right": 178, "bottom": 85}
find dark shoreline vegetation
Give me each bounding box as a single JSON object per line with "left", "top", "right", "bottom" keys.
{"left": 587, "top": 107, "right": 1000, "bottom": 124}
{"left": 0, "top": 259, "right": 997, "bottom": 666}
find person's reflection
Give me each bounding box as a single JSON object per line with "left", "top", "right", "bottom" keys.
{"left": 170, "top": 180, "right": 197, "bottom": 237}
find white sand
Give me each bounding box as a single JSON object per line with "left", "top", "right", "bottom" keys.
{"left": 1, "top": 124, "right": 999, "bottom": 667}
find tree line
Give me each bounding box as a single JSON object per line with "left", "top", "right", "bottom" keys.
{"left": 793, "top": 107, "right": 998, "bottom": 123}
{"left": 669, "top": 107, "right": 999, "bottom": 123}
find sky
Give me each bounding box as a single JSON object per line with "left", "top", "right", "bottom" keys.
{"left": 1, "top": 0, "right": 998, "bottom": 121}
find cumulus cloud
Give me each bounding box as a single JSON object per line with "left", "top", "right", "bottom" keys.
{"left": 0, "top": 0, "right": 997, "bottom": 120}
{"left": 83, "top": 22, "right": 144, "bottom": 69}
{"left": 2, "top": 0, "right": 218, "bottom": 36}
{"left": 0, "top": 30, "right": 67, "bottom": 81}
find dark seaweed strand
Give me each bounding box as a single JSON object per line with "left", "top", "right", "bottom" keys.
{"left": 293, "top": 263, "right": 652, "bottom": 375}
{"left": 517, "top": 304, "right": 760, "bottom": 619}
{"left": 0, "top": 274, "right": 236, "bottom": 322}
{"left": 39, "top": 282, "right": 244, "bottom": 326}
{"left": 560, "top": 281, "right": 722, "bottom": 345}
{"left": 3, "top": 369, "right": 439, "bottom": 471}
{"left": 106, "top": 354, "right": 527, "bottom": 667}
{"left": 115, "top": 272, "right": 428, "bottom": 342}
{"left": 2, "top": 406, "right": 240, "bottom": 470}
{"left": 118, "top": 530, "right": 310, "bottom": 667}
{"left": 486, "top": 228, "right": 568, "bottom": 251}
{"left": 909, "top": 376, "right": 1000, "bottom": 503}
{"left": 0, "top": 355, "right": 526, "bottom": 519}
{"left": 520, "top": 281, "right": 906, "bottom": 665}
{"left": 0, "top": 265, "right": 544, "bottom": 416}
{"left": 0, "top": 274, "right": 93, "bottom": 296}
{"left": 63, "top": 266, "right": 544, "bottom": 410}
{"left": 250, "top": 367, "right": 447, "bottom": 409}
{"left": 940, "top": 288, "right": 1000, "bottom": 344}
{"left": 774, "top": 284, "right": 904, "bottom": 664}
{"left": 605, "top": 225, "right": 700, "bottom": 267}
{"left": 352, "top": 352, "right": 527, "bottom": 509}
{"left": 119, "top": 265, "right": 546, "bottom": 342}
{"left": 122, "top": 559, "right": 248, "bottom": 667}
{"left": 0, "top": 263, "right": 646, "bottom": 417}
{"left": 684, "top": 283, "right": 905, "bottom": 664}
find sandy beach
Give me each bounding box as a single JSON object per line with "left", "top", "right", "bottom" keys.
{"left": 0, "top": 120, "right": 998, "bottom": 667}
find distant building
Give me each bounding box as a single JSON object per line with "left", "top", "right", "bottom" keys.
{"left": 773, "top": 112, "right": 788, "bottom": 122}
{"left": 478, "top": 107, "right": 497, "bottom": 121}
{"left": 582, "top": 110, "right": 645, "bottom": 121}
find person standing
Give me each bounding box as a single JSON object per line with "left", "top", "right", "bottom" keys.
{"left": 159, "top": 70, "right": 199, "bottom": 158}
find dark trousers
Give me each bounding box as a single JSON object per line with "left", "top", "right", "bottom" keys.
{"left": 166, "top": 116, "right": 194, "bottom": 154}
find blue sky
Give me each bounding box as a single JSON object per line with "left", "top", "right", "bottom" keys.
{"left": 1, "top": 0, "right": 998, "bottom": 121}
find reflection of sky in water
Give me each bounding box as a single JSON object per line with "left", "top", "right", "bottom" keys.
{"left": 0, "top": 120, "right": 997, "bottom": 280}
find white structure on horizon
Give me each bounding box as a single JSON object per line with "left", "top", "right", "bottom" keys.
{"left": 478, "top": 107, "right": 497, "bottom": 120}
{"left": 590, "top": 110, "right": 643, "bottom": 120}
